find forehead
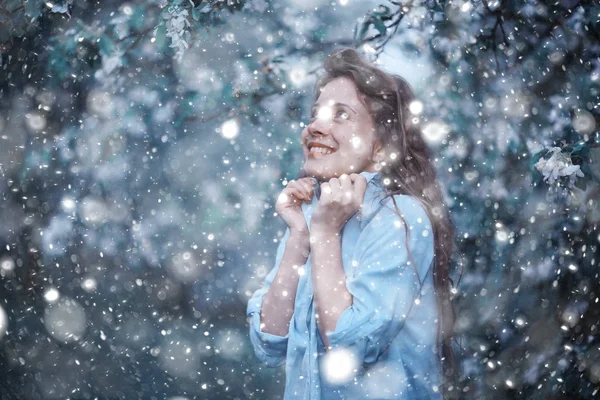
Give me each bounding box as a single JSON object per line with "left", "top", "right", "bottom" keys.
{"left": 316, "top": 76, "right": 363, "bottom": 108}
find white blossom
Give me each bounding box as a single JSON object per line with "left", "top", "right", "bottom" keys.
{"left": 534, "top": 147, "right": 584, "bottom": 186}
{"left": 48, "top": 0, "right": 74, "bottom": 17}
{"left": 161, "top": 5, "right": 191, "bottom": 59}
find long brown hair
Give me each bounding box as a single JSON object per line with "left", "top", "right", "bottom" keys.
{"left": 314, "top": 48, "right": 459, "bottom": 394}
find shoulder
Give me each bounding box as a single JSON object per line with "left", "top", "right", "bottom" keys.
{"left": 354, "top": 194, "right": 435, "bottom": 273}
{"left": 355, "top": 194, "right": 433, "bottom": 256}
{"left": 370, "top": 194, "right": 432, "bottom": 232}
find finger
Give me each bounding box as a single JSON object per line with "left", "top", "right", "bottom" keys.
{"left": 300, "top": 177, "right": 317, "bottom": 185}
{"left": 291, "top": 180, "right": 314, "bottom": 202}
{"left": 284, "top": 187, "right": 309, "bottom": 204}
{"left": 349, "top": 173, "right": 367, "bottom": 185}
{"left": 298, "top": 179, "right": 315, "bottom": 198}
{"left": 330, "top": 177, "right": 345, "bottom": 201}
{"left": 339, "top": 174, "right": 353, "bottom": 199}
{"left": 289, "top": 179, "right": 312, "bottom": 200}
{"left": 294, "top": 187, "right": 312, "bottom": 203}
{"left": 320, "top": 182, "right": 331, "bottom": 198}
{"left": 304, "top": 177, "right": 319, "bottom": 187}
{"left": 328, "top": 177, "right": 341, "bottom": 193}
{"left": 350, "top": 174, "right": 367, "bottom": 198}
{"left": 302, "top": 177, "right": 319, "bottom": 192}
{"left": 292, "top": 177, "right": 313, "bottom": 187}
{"left": 278, "top": 191, "right": 299, "bottom": 207}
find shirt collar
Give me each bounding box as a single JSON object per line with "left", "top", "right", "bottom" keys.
{"left": 360, "top": 170, "right": 382, "bottom": 185}
{"left": 311, "top": 171, "right": 382, "bottom": 200}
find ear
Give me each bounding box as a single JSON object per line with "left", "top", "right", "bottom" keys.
{"left": 372, "top": 139, "right": 385, "bottom": 161}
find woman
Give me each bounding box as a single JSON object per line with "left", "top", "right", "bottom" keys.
{"left": 247, "top": 48, "right": 456, "bottom": 399}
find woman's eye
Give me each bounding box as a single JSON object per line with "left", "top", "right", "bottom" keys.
{"left": 336, "top": 110, "right": 350, "bottom": 120}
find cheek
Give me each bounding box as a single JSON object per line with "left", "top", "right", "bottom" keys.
{"left": 300, "top": 131, "right": 308, "bottom": 152}
{"left": 347, "top": 147, "right": 374, "bottom": 165}
{"left": 301, "top": 127, "right": 310, "bottom": 139}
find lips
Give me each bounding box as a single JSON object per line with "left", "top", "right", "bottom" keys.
{"left": 307, "top": 142, "right": 336, "bottom": 151}
{"left": 307, "top": 142, "right": 336, "bottom": 158}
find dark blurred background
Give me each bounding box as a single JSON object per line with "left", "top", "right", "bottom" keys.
{"left": 1, "top": 0, "right": 599, "bottom": 398}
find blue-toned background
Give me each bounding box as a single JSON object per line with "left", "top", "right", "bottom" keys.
{"left": 1, "top": 0, "right": 599, "bottom": 398}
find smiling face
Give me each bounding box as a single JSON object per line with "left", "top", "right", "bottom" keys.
{"left": 300, "top": 76, "right": 382, "bottom": 182}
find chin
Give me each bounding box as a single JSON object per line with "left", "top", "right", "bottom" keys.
{"left": 302, "top": 164, "right": 347, "bottom": 181}
{"left": 301, "top": 164, "right": 327, "bottom": 181}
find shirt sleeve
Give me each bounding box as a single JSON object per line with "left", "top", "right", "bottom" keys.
{"left": 325, "top": 195, "right": 435, "bottom": 364}
{"left": 246, "top": 228, "right": 293, "bottom": 368}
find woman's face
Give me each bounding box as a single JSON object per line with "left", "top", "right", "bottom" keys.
{"left": 301, "top": 76, "right": 381, "bottom": 182}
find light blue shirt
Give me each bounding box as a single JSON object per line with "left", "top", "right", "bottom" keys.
{"left": 247, "top": 171, "right": 443, "bottom": 399}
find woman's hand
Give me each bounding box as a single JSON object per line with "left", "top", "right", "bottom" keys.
{"left": 275, "top": 177, "right": 317, "bottom": 236}
{"left": 310, "top": 173, "right": 367, "bottom": 235}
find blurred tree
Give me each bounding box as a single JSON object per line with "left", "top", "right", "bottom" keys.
{"left": 0, "top": 0, "right": 598, "bottom": 399}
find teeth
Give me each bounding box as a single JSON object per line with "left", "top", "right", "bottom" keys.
{"left": 311, "top": 147, "right": 334, "bottom": 155}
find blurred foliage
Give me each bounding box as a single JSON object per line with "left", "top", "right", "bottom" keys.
{"left": 0, "top": 0, "right": 599, "bottom": 399}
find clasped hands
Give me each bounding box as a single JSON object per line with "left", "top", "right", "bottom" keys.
{"left": 275, "top": 172, "right": 367, "bottom": 238}
{"left": 310, "top": 173, "right": 367, "bottom": 236}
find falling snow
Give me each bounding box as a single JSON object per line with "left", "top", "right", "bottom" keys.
{"left": 0, "top": 0, "right": 599, "bottom": 399}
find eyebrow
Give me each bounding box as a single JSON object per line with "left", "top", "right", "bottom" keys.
{"left": 312, "top": 102, "right": 358, "bottom": 115}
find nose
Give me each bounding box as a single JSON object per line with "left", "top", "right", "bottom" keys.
{"left": 307, "top": 116, "right": 331, "bottom": 137}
